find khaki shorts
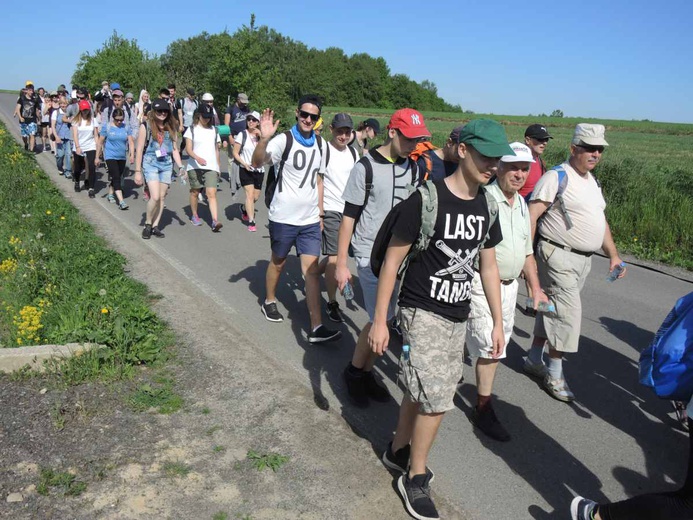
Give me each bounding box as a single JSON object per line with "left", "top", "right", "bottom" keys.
{"left": 399, "top": 307, "right": 466, "bottom": 414}
{"left": 466, "top": 273, "right": 518, "bottom": 359}
{"left": 533, "top": 240, "right": 592, "bottom": 353}
{"left": 188, "top": 169, "right": 219, "bottom": 190}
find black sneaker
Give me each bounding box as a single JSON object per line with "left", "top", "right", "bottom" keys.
{"left": 24, "top": 142, "right": 29, "bottom": 151}
{"left": 74, "top": 181, "right": 81, "bottom": 192}
{"left": 382, "top": 442, "right": 410, "bottom": 473}
{"left": 261, "top": 301, "right": 284, "bottom": 322}
{"left": 363, "top": 370, "right": 390, "bottom": 402}
{"left": 326, "top": 301, "right": 345, "bottom": 323}
{"left": 470, "top": 405, "right": 511, "bottom": 442}
{"left": 343, "top": 366, "right": 369, "bottom": 408}
{"left": 151, "top": 226, "right": 165, "bottom": 238}
{"left": 142, "top": 224, "right": 152, "bottom": 240}
{"left": 397, "top": 469, "right": 439, "bottom": 520}
{"left": 88, "top": 188, "right": 95, "bottom": 198}
{"left": 308, "top": 325, "right": 341, "bottom": 344}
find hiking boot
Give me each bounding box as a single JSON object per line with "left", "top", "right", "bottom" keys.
{"left": 308, "top": 325, "right": 341, "bottom": 344}
{"left": 543, "top": 375, "right": 575, "bottom": 402}
{"left": 247, "top": 222, "right": 257, "bottom": 232}
{"left": 88, "top": 188, "right": 95, "bottom": 199}
{"left": 142, "top": 224, "right": 152, "bottom": 240}
{"left": 151, "top": 226, "right": 165, "bottom": 238}
{"left": 363, "top": 370, "right": 390, "bottom": 402}
{"left": 382, "top": 442, "right": 410, "bottom": 473}
{"left": 190, "top": 215, "right": 202, "bottom": 226}
{"left": 106, "top": 194, "right": 116, "bottom": 203}
{"left": 326, "top": 301, "right": 344, "bottom": 323}
{"left": 523, "top": 357, "right": 548, "bottom": 379}
{"left": 74, "top": 181, "right": 81, "bottom": 192}
{"left": 397, "top": 469, "right": 439, "bottom": 520}
{"left": 343, "top": 366, "right": 369, "bottom": 408}
{"left": 471, "top": 405, "right": 511, "bottom": 442}
{"left": 212, "top": 220, "right": 223, "bottom": 232}
{"left": 241, "top": 205, "right": 249, "bottom": 222}
{"left": 570, "top": 496, "right": 598, "bottom": 520}
{"left": 261, "top": 301, "right": 284, "bottom": 323}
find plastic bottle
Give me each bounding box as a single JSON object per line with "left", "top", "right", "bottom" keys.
{"left": 179, "top": 175, "right": 187, "bottom": 186}
{"left": 525, "top": 297, "right": 556, "bottom": 313}
{"left": 402, "top": 344, "right": 410, "bottom": 362}
{"left": 606, "top": 262, "right": 626, "bottom": 282}
{"left": 342, "top": 281, "right": 354, "bottom": 301}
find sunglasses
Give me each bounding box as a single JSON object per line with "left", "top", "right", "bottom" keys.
{"left": 533, "top": 137, "right": 550, "bottom": 143}
{"left": 577, "top": 144, "right": 605, "bottom": 153}
{"left": 246, "top": 118, "right": 258, "bottom": 123}
{"left": 155, "top": 109, "right": 169, "bottom": 115}
{"left": 299, "top": 110, "right": 320, "bottom": 122}
{"left": 114, "top": 118, "right": 124, "bottom": 122}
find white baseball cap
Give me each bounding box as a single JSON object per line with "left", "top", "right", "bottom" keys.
{"left": 201, "top": 92, "right": 214, "bottom": 101}
{"left": 501, "top": 142, "right": 535, "bottom": 163}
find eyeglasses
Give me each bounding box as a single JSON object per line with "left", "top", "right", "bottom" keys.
{"left": 299, "top": 110, "right": 320, "bottom": 122}
{"left": 577, "top": 144, "right": 605, "bottom": 154}
{"left": 113, "top": 118, "right": 124, "bottom": 122}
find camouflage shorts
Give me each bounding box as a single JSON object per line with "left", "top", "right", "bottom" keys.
{"left": 398, "top": 307, "right": 466, "bottom": 414}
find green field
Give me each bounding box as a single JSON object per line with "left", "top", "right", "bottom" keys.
{"left": 322, "top": 107, "right": 693, "bottom": 270}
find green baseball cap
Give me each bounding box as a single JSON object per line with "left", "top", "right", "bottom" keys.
{"left": 457, "top": 119, "right": 514, "bottom": 158}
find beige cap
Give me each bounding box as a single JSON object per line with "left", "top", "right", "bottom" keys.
{"left": 572, "top": 123, "right": 609, "bottom": 146}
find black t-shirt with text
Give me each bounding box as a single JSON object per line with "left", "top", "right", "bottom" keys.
{"left": 393, "top": 180, "right": 502, "bottom": 322}
{"left": 17, "top": 95, "right": 40, "bottom": 123}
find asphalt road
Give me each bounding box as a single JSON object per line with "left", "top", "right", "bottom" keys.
{"left": 3, "top": 93, "right": 691, "bottom": 519}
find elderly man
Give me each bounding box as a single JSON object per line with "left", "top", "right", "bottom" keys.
{"left": 524, "top": 124, "right": 626, "bottom": 402}
{"left": 466, "top": 142, "right": 548, "bottom": 441}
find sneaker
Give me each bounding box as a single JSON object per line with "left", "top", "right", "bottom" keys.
{"left": 190, "top": 215, "right": 202, "bottom": 226}
{"left": 471, "top": 405, "right": 511, "bottom": 442}
{"left": 74, "top": 181, "right": 81, "bottom": 192}
{"left": 261, "top": 301, "right": 284, "bottom": 323}
{"left": 106, "top": 194, "right": 116, "bottom": 203}
{"left": 118, "top": 200, "right": 129, "bottom": 210}
{"left": 523, "top": 357, "right": 548, "bottom": 379}
{"left": 326, "top": 301, "right": 344, "bottom": 323}
{"left": 308, "top": 325, "right": 341, "bottom": 344}
{"left": 397, "top": 469, "right": 439, "bottom": 520}
{"left": 88, "top": 188, "right": 95, "bottom": 199}
{"left": 241, "top": 205, "right": 249, "bottom": 222}
{"left": 570, "top": 496, "right": 598, "bottom": 520}
{"left": 142, "top": 224, "right": 152, "bottom": 240}
{"left": 151, "top": 226, "right": 165, "bottom": 238}
{"left": 363, "top": 370, "right": 390, "bottom": 402}
{"left": 143, "top": 188, "right": 150, "bottom": 202}
{"left": 543, "top": 375, "right": 575, "bottom": 402}
{"left": 343, "top": 366, "right": 369, "bottom": 408}
{"left": 247, "top": 222, "right": 257, "bottom": 232}
{"left": 382, "top": 442, "right": 410, "bottom": 473}
{"left": 212, "top": 220, "right": 223, "bottom": 232}
{"left": 64, "top": 172, "right": 72, "bottom": 180}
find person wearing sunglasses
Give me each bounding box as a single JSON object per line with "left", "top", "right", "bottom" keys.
{"left": 233, "top": 111, "right": 263, "bottom": 232}
{"left": 524, "top": 123, "right": 626, "bottom": 402}
{"left": 96, "top": 108, "right": 134, "bottom": 210}
{"left": 251, "top": 94, "right": 340, "bottom": 344}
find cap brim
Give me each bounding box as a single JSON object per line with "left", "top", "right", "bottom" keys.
{"left": 474, "top": 142, "right": 516, "bottom": 158}
{"left": 398, "top": 126, "right": 431, "bottom": 139}
{"left": 578, "top": 137, "right": 609, "bottom": 146}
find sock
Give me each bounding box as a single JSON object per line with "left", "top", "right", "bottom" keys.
{"left": 264, "top": 299, "right": 276, "bottom": 305}
{"left": 477, "top": 394, "right": 492, "bottom": 411}
{"left": 547, "top": 356, "right": 563, "bottom": 380}
{"left": 347, "top": 363, "right": 364, "bottom": 377}
{"left": 528, "top": 343, "right": 545, "bottom": 365}
{"left": 312, "top": 325, "right": 322, "bottom": 333}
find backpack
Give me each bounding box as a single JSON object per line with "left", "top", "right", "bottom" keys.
{"left": 324, "top": 143, "right": 358, "bottom": 167}
{"left": 264, "top": 131, "right": 324, "bottom": 209}
{"left": 104, "top": 102, "right": 131, "bottom": 122}
{"left": 639, "top": 292, "right": 693, "bottom": 401}
{"left": 178, "top": 97, "right": 198, "bottom": 115}
{"left": 409, "top": 141, "right": 438, "bottom": 181}
{"left": 370, "top": 182, "right": 499, "bottom": 279}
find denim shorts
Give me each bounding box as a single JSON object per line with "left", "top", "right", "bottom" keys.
{"left": 20, "top": 122, "right": 37, "bottom": 137}
{"left": 143, "top": 155, "right": 173, "bottom": 185}
{"left": 268, "top": 221, "right": 321, "bottom": 259}
{"left": 355, "top": 256, "right": 398, "bottom": 323}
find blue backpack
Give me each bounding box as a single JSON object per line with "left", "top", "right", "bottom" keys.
{"left": 639, "top": 292, "right": 693, "bottom": 401}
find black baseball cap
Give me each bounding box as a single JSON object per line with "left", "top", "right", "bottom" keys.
{"left": 331, "top": 113, "right": 354, "bottom": 129}
{"left": 152, "top": 99, "right": 170, "bottom": 112}
{"left": 363, "top": 118, "right": 380, "bottom": 135}
{"left": 199, "top": 104, "right": 214, "bottom": 118}
{"left": 186, "top": 87, "right": 195, "bottom": 96}
{"left": 525, "top": 124, "right": 553, "bottom": 140}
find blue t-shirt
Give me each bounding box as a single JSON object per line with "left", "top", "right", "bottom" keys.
{"left": 101, "top": 122, "right": 131, "bottom": 160}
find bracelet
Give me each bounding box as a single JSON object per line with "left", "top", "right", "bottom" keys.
{"left": 319, "top": 214, "right": 325, "bottom": 219}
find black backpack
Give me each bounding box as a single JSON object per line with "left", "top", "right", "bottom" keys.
{"left": 264, "top": 131, "right": 324, "bottom": 208}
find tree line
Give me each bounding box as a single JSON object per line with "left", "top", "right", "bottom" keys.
{"left": 72, "top": 17, "right": 462, "bottom": 116}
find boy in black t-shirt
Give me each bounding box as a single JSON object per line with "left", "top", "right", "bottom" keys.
{"left": 370, "top": 120, "right": 513, "bottom": 520}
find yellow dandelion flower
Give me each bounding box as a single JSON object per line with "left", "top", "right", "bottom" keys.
{"left": 46, "top": 210, "right": 52, "bottom": 215}
{"left": 101, "top": 308, "right": 109, "bottom": 314}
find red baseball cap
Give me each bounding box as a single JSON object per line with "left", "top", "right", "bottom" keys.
{"left": 78, "top": 100, "right": 91, "bottom": 111}
{"left": 388, "top": 108, "right": 430, "bottom": 139}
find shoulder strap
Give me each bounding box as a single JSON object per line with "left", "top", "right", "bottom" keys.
{"left": 325, "top": 142, "right": 331, "bottom": 168}
{"left": 483, "top": 188, "right": 499, "bottom": 230}
{"left": 239, "top": 130, "right": 248, "bottom": 152}
{"left": 361, "top": 157, "right": 374, "bottom": 207}
{"left": 316, "top": 134, "right": 324, "bottom": 157}
{"left": 417, "top": 180, "right": 438, "bottom": 251}
{"left": 275, "top": 131, "right": 293, "bottom": 194}
{"left": 548, "top": 165, "right": 573, "bottom": 230}
{"left": 409, "top": 158, "right": 419, "bottom": 187}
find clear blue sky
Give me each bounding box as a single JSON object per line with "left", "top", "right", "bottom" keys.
{"left": 2, "top": 0, "right": 692, "bottom": 123}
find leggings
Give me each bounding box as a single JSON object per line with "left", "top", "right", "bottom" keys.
{"left": 73, "top": 150, "right": 97, "bottom": 188}
{"left": 106, "top": 159, "right": 126, "bottom": 192}
{"left": 599, "top": 418, "right": 693, "bottom": 519}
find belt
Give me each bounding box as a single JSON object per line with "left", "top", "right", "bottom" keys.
{"left": 539, "top": 236, "right": 594, "bottom": 257}
{"left": 500, "top": 279, "right": 515, "bottom": 285}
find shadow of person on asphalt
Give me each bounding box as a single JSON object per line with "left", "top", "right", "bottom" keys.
{"left": 599, "top": 316, "right": 654, "bottom": 353}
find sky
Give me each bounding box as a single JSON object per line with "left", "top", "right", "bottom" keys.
{"left": 1, "top": 0, "right": 692, "bottom": 123}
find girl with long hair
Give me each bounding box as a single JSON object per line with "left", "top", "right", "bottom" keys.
{"left": 71, "top": 99, "right": 98, "bottom": 197}
{"left": 96, "top": 108, "right": 134, "bottom": 210}
{"left": 232, "top": 111, "right": 263, "bottom": 232}
{"left": 135, "top": 89, "right": 151, "bottom": 123}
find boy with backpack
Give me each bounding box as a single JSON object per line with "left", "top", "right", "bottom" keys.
{"left": 372, "top": 119, "right": 509, "bottom": 520}
{"left": 336, "top": 108, "right": 427, "bottom": 407}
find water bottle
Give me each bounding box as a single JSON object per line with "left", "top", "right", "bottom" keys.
{"left": 179, "top": 174, "right": 187, "bottom": 186}
{"left": 342, "top": 281, "right": 354, "bottom": 301}
{"left": 606, "top": 262, "right": 626, "bottom": 282}
{"left": 525, "top": 297, "right": 555, "bottom": 313}
{"left": 402, "top": 344, "right": 410, "bottom": 362}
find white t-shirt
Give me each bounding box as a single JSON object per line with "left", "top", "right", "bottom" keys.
{"left": 266, "top": 132, "right": 326, "bottom": 226}
{"left": 234, "top": 131, "right": 264, "bottom": 173}
{"left": 184, "top": 125, "right": 221, "bottom": 172}
{"left": 323, "top": 143, "right": 357, "bottom": 213}
{"left": 75, "top": 121, "right": 96, "bottom": 152}
{"left": 531, "top": 161, "right": 607, "bottom": 252}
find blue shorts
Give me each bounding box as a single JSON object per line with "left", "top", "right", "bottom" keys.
{"left": 143, "top": 155, "right": 173, "bottom": 185}
{"left": 268, "top": 221, "right": 321, "bottom": 259}
{"left": 20, "top": 122, "right": 37, "bottom": 137}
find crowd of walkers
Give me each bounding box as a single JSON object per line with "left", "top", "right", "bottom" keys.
{"left": 12, "top": 79, "right": 693, "bottom": 520}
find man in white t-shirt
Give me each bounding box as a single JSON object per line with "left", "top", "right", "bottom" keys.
{"left": 319, "top": 113, "right": 358, "bottom": 323}
{"left": 524, "top": 123, "right": 626, "bottom": 402}
{"left": 251, "top": 95, "right": 341, "bottom": 344}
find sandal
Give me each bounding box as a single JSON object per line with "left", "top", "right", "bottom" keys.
{"left": 672, "top": 401, "right": 689, "bottom": 431}
{"left": 543, "top": 375, "right": 575, "bottom": 402}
